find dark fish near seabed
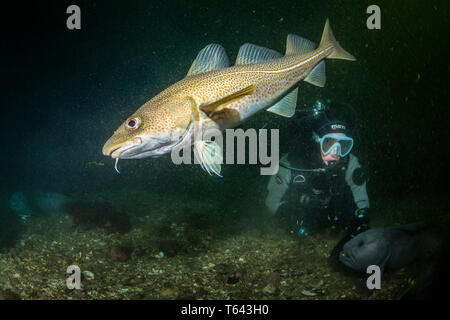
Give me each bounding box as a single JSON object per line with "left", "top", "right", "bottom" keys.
{"left": 9, "top": 191, "right": 71, "bottom": 220}
{"left": 339, "top": 223, "right": 441, "bottom": 273}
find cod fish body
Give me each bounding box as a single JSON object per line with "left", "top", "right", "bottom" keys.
{"left": 103, "top": 19, "right": 356, "bottom": 176}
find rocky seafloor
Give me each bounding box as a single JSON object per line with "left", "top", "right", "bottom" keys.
{"left": 0, "top": 190, "right": 427, "bottom": 300}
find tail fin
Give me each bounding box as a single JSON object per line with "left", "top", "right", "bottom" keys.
{"left": 319, "top": 19, "right": 356, "bottom": 61}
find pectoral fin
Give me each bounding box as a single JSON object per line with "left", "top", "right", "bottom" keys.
{"left": 199, "top": 85, "right": 255, "bottom": 126}
{"left": 200, "top": 85, "right": 255, "bottom": 115}
{"left": 194, "top": 140, "right": 223, "bottom": 177}
{"left": 206, "top": 108, "right": 241, "bottom": 127}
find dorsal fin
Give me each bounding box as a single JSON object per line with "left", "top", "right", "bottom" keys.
{"left": 285, "top": 34, "right": 316, "bottom": 55}
{"left": 235, "top": 43, "right": 282, "bottom": 65}
{"left": 187, "top": 44, "right": 230, "bottom": 76}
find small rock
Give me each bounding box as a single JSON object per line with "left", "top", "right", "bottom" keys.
{"left": 301, "top": 290, "right": 317, "bottom": 297}
{"left": 82, "top": 271, "right": 95, "bottom": 281}
{"left": 109, "top": 245, "right": 132, "bottom": 262}
{"left": 263, "top": 284, "right": 276, "bottom": 294}
{"left": 0, "top": 290, "right": 21, "bottom": 300}
{"left": 266, "top": 272, "right": 280, "bottom": 287}
{"left": 161, "top": 288, "right": 176, "bottom": 297}
{"left": 226, "top": 271, "right": 243, "bottom": 284}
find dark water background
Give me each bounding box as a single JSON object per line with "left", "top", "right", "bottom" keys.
{"left": 1, "top": 0, "right": 448, "bottom": 211}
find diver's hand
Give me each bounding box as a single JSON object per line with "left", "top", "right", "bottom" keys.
{"left": 350, "top": 208, "right": 370, "bottom": 235}
{"left": 330, "top": 208, "right": 370, "bottom": 261}
{"left": 355, "top": 208, "right": 369, "bottom": 220}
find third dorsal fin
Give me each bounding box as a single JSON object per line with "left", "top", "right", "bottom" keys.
{"left": 285, "top": 34, "right": 316, "bottom": 55}
{"left": 187, "top": 44, "right": 230, "bottom": 76}
{"left": 235, "top": 43, "right": 282, "bottom": 65}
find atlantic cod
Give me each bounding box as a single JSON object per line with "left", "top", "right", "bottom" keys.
{"left": 103, "top": 19, "right": 356, "bottom": 176}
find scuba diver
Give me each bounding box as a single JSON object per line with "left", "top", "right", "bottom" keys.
{"left": 265, "top": 99, "right": 370, "bottom": 255}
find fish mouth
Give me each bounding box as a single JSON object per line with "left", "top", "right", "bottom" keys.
{"left": 339, "top": 246, "right": 357, "bottom": 268}
{"left": 103, "top": 137, "right": 143, "bottom": 159}
{"left": 103, "top": 137, "right": 182, "bottom": 159}
{"left": 103, "top": 125, "right": 193, "bottom": 160}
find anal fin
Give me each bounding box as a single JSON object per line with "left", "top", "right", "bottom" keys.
{"left": 304, "top": 61, "right": 326, "bottom": 87}
{"left": 266, "top": 88, "right": 298, "bottom": 118}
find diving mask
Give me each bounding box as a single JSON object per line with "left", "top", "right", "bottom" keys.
{"left": 320, "top": 133, "right": 354, "bottom": 157}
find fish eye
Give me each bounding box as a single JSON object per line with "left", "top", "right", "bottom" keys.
{"left": 358, "top": 241, "right": 364, "bottom": 247}
{"left": 125, "top": 117, "right": 140, "bottom": 130}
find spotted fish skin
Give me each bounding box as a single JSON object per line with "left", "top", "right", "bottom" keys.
{"left": 177, "top": 45, "right": 335, "bottom": 127}
{"left": 103, "top": 19, "right": 355, "bottom": 168}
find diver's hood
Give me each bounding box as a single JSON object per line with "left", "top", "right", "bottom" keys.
{"left": 315, "top": 120, "right": 349, "bottom": 137}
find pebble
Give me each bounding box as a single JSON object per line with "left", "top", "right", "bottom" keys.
{"left": 262, "top": 284, "right": 276, "bottom": 294}
{"left": 161, "top": 288, "right": 175, "bottom": 297}
{"left": 82, "top": 271, "right": 95, "bottom": 280}
{"left": 202, "top": 262, "right": 215, "bottom": 270}
{"left": 148, "top": 268, "right": 164, "bottom": 275}
{"left": 301, "top": 290, "right": 317, "bottom": 297}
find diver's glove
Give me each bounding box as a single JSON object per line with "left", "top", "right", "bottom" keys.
{"left": 350, "top": 208, "right": 370, "bottom": 235}
{"left": 330, "top": 208, "right": 370, "bottom": 261}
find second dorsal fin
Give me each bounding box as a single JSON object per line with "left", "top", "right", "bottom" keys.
{"left": 187, "top": 44, "right": 230, "bottom": 76}
{"left": 235, "top": 43, "right": 282, "bottom": 65}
